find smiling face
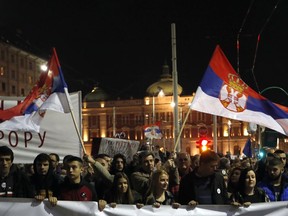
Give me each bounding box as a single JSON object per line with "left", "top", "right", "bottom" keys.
{"left": 158, "top": 173, "right": 169, "bottom": 191}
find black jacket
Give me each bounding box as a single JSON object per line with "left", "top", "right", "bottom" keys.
{"left": 0, "top": 164, "right": 34, "bottom": 198}
{"left": 178, "top": 168, "right": 229, "bottom": 205}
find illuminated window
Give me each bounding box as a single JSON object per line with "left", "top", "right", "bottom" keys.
{"left": 0, "top": 66, "right": 4, "bottom": 76}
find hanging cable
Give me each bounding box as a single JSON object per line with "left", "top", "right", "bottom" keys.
{"left": 237, "top": 0, "right": 256, "bottom": 75}
{"left": 251, "top": 0, "right": 282, "bottom": 93}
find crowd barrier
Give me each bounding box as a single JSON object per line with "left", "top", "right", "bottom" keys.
{"left": 0, "top": 198, "right": 288, "bottom": 216}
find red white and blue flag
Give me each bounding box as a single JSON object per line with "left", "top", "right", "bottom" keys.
{"left": 190, "top": 45, "right": 288, "bottom": 136}
{"left": 144, "top": 121, "right": 163, "bottom": 139}
{"left": 0, "top": 48, "right": 71, "bottom": 132}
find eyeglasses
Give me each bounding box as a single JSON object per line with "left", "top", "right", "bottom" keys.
{"left": 179, "top": 158, "right": 188, "bottom": 162}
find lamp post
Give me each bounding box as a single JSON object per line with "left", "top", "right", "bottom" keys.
{"left": 227, "top": 120, "right": 231, "bottom": 154}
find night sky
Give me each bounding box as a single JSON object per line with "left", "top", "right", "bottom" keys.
{"left": 1, "top": 0, "right": 287, "bottom": 105}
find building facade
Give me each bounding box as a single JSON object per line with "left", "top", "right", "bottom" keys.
{"left": 82, "top": 93, "right": 256, "bottom": 156}
{"left": 0, "top": 40, "right": 46, "bottom": 97}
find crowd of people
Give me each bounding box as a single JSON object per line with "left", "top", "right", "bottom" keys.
{"left": 1, "top": 144, "right": 288, "bottom": 211}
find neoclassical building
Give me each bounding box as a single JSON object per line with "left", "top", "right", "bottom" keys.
{"left": 82, "top": 63, "right": 257, "bottom": 156}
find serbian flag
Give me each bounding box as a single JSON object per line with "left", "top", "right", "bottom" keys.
{"left": 0, "top": 48, "right": 71, "bottom": 132}
{"left": 144, "top": 121, "right": 162, "bottom": 139}
{"left": 243, "top": 138, "right": 252, "bottom": 158}
{"left": 190, "top": 45, "right": 288, "bottom": 136}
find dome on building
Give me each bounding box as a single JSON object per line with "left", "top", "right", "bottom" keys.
{"left": 146, "top": 63, "right": 183, "bottom": 96}
{"left": 84, "top": 85, "right": 110, "bottom": 102}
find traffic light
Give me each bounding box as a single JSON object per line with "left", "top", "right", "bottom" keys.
{"left": 196, "top": 137, "right": 211, "bottom": 152}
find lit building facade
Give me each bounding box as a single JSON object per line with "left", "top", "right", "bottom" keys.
{"left": 0, "top": 40, "right": 47, "bottom": 97}
{"left": 82, "top": 64, "right": 254, "bottom": 156}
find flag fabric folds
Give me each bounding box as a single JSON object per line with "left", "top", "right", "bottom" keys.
{"left": 243, "top": 138, "right": 252, "bottom": 158}
{"left": 190, "top": 45, "right": 288, "bottom": 136}
{"left": 0, "top": 48, "right": 71, "bottom": 132}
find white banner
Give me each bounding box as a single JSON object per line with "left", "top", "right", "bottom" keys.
{"left": 0, "top": 92, "right": 82, "bottom": 163}
{"left": 96, "top": 137, "right": 140, "bottom": 163}
{"left": 0, "top": 198, "right": 288, "bottom": 216}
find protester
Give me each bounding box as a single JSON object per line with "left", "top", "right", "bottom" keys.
{"left": 227, "top": 166, "right": 242, "bottom": 198}
{"left": 144, "top": 169, "right": 180, "bottom": 209}
{"left": 274, "top": 149, "right": 288, "bottom": 178}
{"left": 58, "top": 156, "right": 98, "bottom": 201}
{"left": 49, "top": 153, "right": 63, "bottom": 183}
{"left": 257, "top": 157, "right": 288, "bottom": 201}
{"left": 109, "top": 153, "right": 127, "bottom": 175}
{"left": 169, "top": 152, "right": 192, "bottom": 201}
{"left": 30, "top": 153, "right": 60, "bottom": 206}
{"left": 230, "top": 167, "right": 269, "bottom": 207}
{"left": 83, "top": 154, "right": 113, "bottom": 199}
{"left": 0, "top": 146, "right": 34, "bottom": 198}
{"left": 255, "top": 147, "right": 275, "bottom": 183}
{"left": 190, "top": 154, "right": 200, "bottom": 171}
{"left": 130, "top": 151, "right": 155, "bottom": 195}
{"left": 97, "top": 153, "right": 112, "bottom": 171}
{"left": 178, "top": 150, "right": 228, "bottom": 206}
{"left": 103, "top": 172, "right": 142, "bottom": 208}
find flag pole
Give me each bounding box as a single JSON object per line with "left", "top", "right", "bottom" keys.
{"left": 173, "top": 107, "right": 191, "bottom": 152}
{"left": 171, "top": 23, "right": 180, "bottom": 152}
{"left": 64, "top": 89, "right": 87, "bottom": 154}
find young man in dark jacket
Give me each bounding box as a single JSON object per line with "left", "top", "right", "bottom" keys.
{"left": 58, "top": 156, "right": 98, "bottom": 201}
{"left": 0, "top": 145, "right": 34, "bottom": 198}
{"left": 178, "top": 150, "right": 228, "bottom": 206}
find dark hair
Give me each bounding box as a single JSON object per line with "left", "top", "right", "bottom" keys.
{"left": 267, "top": 157, "right": 284, "bottom": 167}
{"left": 200, "top": 150, "right": 219, "bottom": 164}
{"left": 49, "top": 153, "right": 60, "bottom": 162}
{"left": 238, "top": 167, "right": 256, "bottom": 195}
{"left": 33, "top": 153, "right": 53, "bottom": 175}
{"left": 107, "top": 172, "right": 135, "bottom": 204}
{"left": 63, "top": 154, "right": 74, "bottom": 165}
{"left": 219, "top": 157, "right": 230, "bottom": 169}
{"left": 227, "top": 166, "right": 242, "bottom": 193}
{"left": 138, "top": 151, "right": 154, "bottom": 163}
{"left": 0, "top": 146, "right": 14, "bottom": 162}
{"left": 65, "top": 156, "right": 83, "bottom": 164}
{"left": 274, "top": 149, "right": 285, "bottom": 154}
{"left": 110, "top": 153, "right": 127, "bottom": 174}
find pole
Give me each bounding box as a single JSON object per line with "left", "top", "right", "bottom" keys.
{"left": 213, "top": 115, "right": 218, "bottom": 152}
{"left": 171, "top": 23, "right": 180, "bottom": 152}
{"left": 113, "top": 106, "right": 116, "bottom": 136}
{"left": 173, "top": 107, "right": 190, "bottom": 152}
{"left": 64, "top": 88, "right": 86, "bottom": 154}
{"left": 152, "top": 95, "right": 155, "bottom": 124}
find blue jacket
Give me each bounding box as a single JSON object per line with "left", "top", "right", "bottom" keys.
{"left": 257, "top": 175, "right": 288, "bottom": 201}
